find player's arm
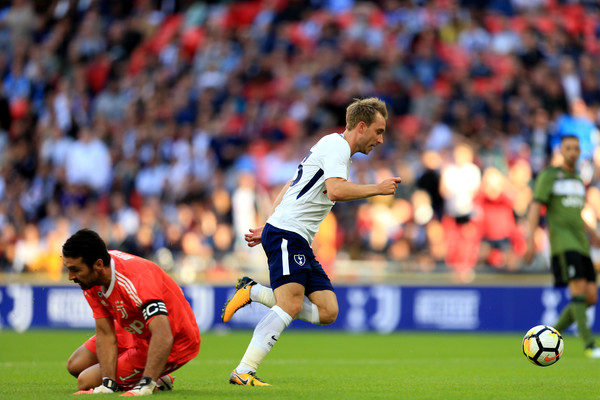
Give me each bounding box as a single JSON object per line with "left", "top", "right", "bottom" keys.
{"left": 245, "top": 180, "right": 292, "bottom": 247}
{"left": 524, "top": 201, "right": 543, "bottom": 264}
{"left": 95, "top": 317, "right": 118, "bottom": 380}
{"left": 325, "top": 177, "right": 402, "bottom": 202}
{"left": 142, "top": 314, "right": 173, "bottom": 380}
{"left": 122, "top": 302, "right": 173, "bottom": 396}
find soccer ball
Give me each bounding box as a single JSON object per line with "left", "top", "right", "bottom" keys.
{"left": 522, "top": 325, "right": 564, "bottom": 366}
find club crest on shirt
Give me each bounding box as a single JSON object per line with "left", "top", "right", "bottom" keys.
{"left": 294, "top": 254, "right": 306, "bottom": 266}
{"left": 115, "top": 300, "right": 128, "bottom": 319}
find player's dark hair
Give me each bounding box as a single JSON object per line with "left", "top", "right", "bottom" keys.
{"left": 560, "top": 134, "right": 579, "bottom": 142}
{"left": 346, "top": 97, "right": 388, "bottom": 130}
{"left": 62, "top": 229, "right": 111, "bottom": 269}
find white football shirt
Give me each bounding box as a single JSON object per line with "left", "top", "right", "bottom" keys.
{"left": 267, "top": 133, "right": 351, "bottom": 244}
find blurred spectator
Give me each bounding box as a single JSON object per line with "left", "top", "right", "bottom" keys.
{"left": 416, "top": 150, "right": 444, "bottom": 220}
{"left": 0, "top": 86, "right": 11, "bottom": 138}
{"left": 552, "top": 98, "right": 600, "bottom": 182}
{"left": 12, "top": 223, "right": 43, "bottom": 273}
{"left": 135, "top": 152, "right": 168, "bottom": 198}
{"left": 559, "top": 56, "right": 581, "bottom": 105}
{"left": 64, "top": 126, "right": 111, "bottom": 193}
{"left": 231, "top": 171, "right": 259, "bottom": 251}
{"left": 474, "top": 167, "right": 524, "bottom": 270}
{"left": 518, "top": 28, "right": 544, "bottom": 70}
{"left": 490, "top": 15, "right": 521, "bottom": 55}
{"left": 2, "top": 0, "right": 36, "bottom": 44}
{"left": 458, "top": 18, "right": 491, "bottom": 55}
{"left": 93, "top": 80, "right": 127, "bottom": 122}
{"left": 109, "top": 191, "right": 140, "bottom": 238}
{"left": 40, "top": 123, "right": 73, "bottom": 170}
{"left": 423, "top": 104, "right": 453, "bottom": 152}
{"left": 440, "top": 142, "right": 481, "bottom": 281}
{"left": 0, "top": 0, "right": 598, "bottom": 282}
{"left": 526, "top": 107, "right": 551, "bottom": 175}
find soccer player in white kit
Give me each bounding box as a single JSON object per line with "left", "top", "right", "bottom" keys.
{"left": 222, "top": 97, "right": 402, "bottom": 386}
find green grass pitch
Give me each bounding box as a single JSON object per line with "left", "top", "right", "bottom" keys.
{"left": 1, "top": 330, "right": 600, "bottom": 399}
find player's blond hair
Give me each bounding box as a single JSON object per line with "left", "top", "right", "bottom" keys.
{"left": 345, "top": 97, "right": 388, "bottom": 130}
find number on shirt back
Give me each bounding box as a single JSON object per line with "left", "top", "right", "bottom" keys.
{"left": 289, "top": 151, "right": 324, "bottom": 199}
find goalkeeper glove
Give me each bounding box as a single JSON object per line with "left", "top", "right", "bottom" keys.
{"left": 120, "top": 377, "right": 156, "bottom": 396}
{"left": 73, "top": 378, "right": 118, "bottom": 395}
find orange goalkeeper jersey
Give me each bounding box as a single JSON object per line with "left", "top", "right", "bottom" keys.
{"left": 83, "top": 250, "right": 200, "bottom": 364}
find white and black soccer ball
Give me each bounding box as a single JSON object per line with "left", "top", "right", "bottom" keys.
{"left": 522, "top": 325, "right": 564, "bottom": 366}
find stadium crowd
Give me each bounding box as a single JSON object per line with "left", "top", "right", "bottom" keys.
{"left": 1, "top": 0, "right": 600, "bottom": 283}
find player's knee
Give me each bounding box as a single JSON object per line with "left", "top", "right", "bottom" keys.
{"left": 287, "top": 303, "right": 303, "bottom": 318}
{"left": 277, "top": 297, "right": 304, "bottom": 318}
{"left": 66, "top": 357, "right": 81, "bottom": 377}
{"left": 77, "top": 375, "right": 91, "bottom": 390}
{"left": 76, "top": 369, "right": 99, "bottom": 390}
{"left": 319, "top": 304, "right": 339, "bottom": 325}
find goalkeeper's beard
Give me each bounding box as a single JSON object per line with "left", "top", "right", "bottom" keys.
{"left": 73, "top": 280, "right": 94, "bottom": 290}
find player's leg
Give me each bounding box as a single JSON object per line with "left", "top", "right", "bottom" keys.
{"left": 68, "top": 325, "right": 135, "bottom": 380}
{"left": 581, "top": 256, "right": 600, "bottom": 357}
{"left": 273, "top": 281, "right": 305, "bottom": 317}
{"left": 585, "top": 281, "right": 598, "bottom": 307}
{"left": 222, "top": 276, "right": 326, "bottom": 324}
{"left": 67, "top": 339, "right": 98, "bottom": 377}
{"left": 74, "top": 347, "right": 176, "bottom": 391}
{"left": 76, "top": 363, "right": 103, "bottom": 390}
{"left": 230, "top": 280, "right": 302, "bottom": 386}
{"left": 561, "top": 253, "right": 599, "bottom": 352}
{"left": 552, "top": 252, "right": 578, "bottom": 333}
{"left": 304, "top": 258, "right": 337, "bottom": 324}
{"left": 556, "top": 251, "right": 598, "bottom": 354}
{"left": 226, "top": 257, "right": 336, "bottom": 325}
{"left": 230, "top": 223, "right": 312, "bottom": 385}
{"left": 567, "top": 278, "right": 598, "bottom": 351}
{"left": 307, "top": 289, "right": 338, "bottom": 325}
{"left": 116, "top": 348, "right": 187, "bottom": 391}
{"left": 223, "top": 223, "right": 323, "bottom": 324}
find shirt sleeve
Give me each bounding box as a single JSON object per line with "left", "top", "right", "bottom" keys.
{"left": 124, "top": 259, "right": 169, "bottom": 326}
{"left": 532, "top": 169, "right": 553, "bottom": 205}
{"left": 321, "top": 136, "right": 350, "bottom": 181}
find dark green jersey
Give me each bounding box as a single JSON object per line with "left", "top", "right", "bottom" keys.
{"left": 532, "top": 166, "right": 589, "bottom": 256}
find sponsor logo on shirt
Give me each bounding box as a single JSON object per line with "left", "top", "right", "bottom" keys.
{"left": 561, "top": 196, "right": 584, "bottom": 209}
{"left": 552, "top": 179, "right": 585, "bottom": 197}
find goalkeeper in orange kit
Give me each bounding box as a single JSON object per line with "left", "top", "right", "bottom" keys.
{"left": 63, "top": 229, "right": 200, "bottom": 396}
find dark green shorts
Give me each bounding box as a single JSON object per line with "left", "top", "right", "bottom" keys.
{"left": 551, "top": 250, "right": 596, "bottom": 287}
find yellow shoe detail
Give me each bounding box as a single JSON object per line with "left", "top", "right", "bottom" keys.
{"left": 585, "top": 347, "right": 600, "bottom": 358}
{"left": 229, "top": 369, "right": 270, "bottom": 386}
{"left": 221, "top": 277, "right": 256, "bottom": 323}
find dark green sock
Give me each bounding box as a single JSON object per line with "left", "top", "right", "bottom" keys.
{"left": 571, "top": 295, "right": 595, "bottom": 349}
{"left": 554, "top": 303, "right": 574, "bottom": 333}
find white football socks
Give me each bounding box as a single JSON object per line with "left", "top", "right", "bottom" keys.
{"left": 250, "top": 283, "right": 320, "bottom": 324}
{"left": 298, "top": 296, "right": 320, "bottom": 324}
{"left": 250, "top": 284, "right": 275, "bottom": 307}
{"left": 236, "top": 305, "right": 292, "bottom": 374}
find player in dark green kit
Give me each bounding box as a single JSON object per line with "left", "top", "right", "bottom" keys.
{"left": 525, "top": 134, "right": 600, "bottom": 357}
